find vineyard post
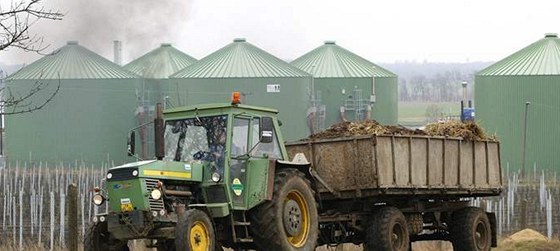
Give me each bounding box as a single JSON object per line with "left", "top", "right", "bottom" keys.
{"left": 67, "top": 183, "right": 78, "bottom": 251}
{"left": 50, "top": 191, "right": 54, "bottom": 251}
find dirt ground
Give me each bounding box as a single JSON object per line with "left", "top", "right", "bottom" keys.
{"left": 312, "top": 229, "right": 560, "bottom": 251}
{"left": 497, "top": 229, "right": 560, "bottom": 251}
{"left": 315, "top": 242, "right": 452, "bottom": 251}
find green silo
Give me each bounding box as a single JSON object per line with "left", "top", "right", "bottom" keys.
{"left": 124, "top": 43, "right": 197, "bottom": 103}
{"left": 475, "top": 33, "right": 560, "bottom": 172}
{"left": 5, "top": 41, "right": 140, "bottom": 165}
{"left": 170, "top": 38, "right": 312, "bottom": 141}
{"left": 291, "top": 41, "right": 398, "bottom": 129}
{"left": 124, "top": 44, "right": 197, "bottom": 158}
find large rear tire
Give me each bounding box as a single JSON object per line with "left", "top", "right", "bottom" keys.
{"left": 364, "top": 207, "right": 410, "bottom": 251}
{"left": 175, "top": 209, "right": 216, "bottom": 251}
{"left": 84, "top": 222, "right": 129, "bottom": 251}
{"left": 250, "top": 168, "right": 318, "bottom": 251}
{"left": 450, "top": 207, "right": 492, "bottom": 251}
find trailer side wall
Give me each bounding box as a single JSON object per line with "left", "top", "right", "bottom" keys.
{"left": 286, "top": 135, "right": 501, "bottom": 198}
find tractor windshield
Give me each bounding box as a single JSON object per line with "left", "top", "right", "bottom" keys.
{"left": 163, "top": 115, "right": 228, "bottom": 168}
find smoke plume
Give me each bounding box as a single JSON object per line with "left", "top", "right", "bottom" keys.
{"left": 2, "top": 0, "right": 193, "bottom": 65}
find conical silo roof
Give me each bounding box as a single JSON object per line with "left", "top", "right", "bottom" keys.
{"left": 170, "top": 38, "right": 310, "bottom": 78}
{"left": 291, "top": 41, "right": 396, "bottom": 78}
{"left": 124, "top": 43, "right": 197, "bottom": 78}
{"left": 7, "top": 41, "right": 138, "bottom": 80}
{"left": 478, "top": 33, "right": 560, "bottom": 76}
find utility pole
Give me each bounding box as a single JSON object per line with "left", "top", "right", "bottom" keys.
{"left": 461, "top": 81, "right": 468, "bottom": 101}
{"left": 460, "top": 81, "right": 468, "bottom": 121}
{"left": 371, "top": 66, "right": 376, "bottom": 100}
{"left": 521, "top": 101, "right": 530, "bottom": 180}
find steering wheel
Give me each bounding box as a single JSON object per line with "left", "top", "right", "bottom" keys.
{"left": 193, "top": 150, "right": 215, "bottom": 161}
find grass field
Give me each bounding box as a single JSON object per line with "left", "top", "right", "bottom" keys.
{"left": 398, "top": 101, "right": 460, "bottom": 126}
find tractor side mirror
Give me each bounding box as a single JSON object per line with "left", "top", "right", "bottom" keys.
{"left": 260, "top": 117, "right": 274, "bottom": 143}
{"left": 127, "top": 131, "right": 135, "bottom": 156}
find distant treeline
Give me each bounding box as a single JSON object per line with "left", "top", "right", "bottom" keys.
{"left": 381, "top": 61, "right": 493, "bottom": 102}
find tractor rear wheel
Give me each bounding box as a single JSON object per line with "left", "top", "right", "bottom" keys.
{"left": 450, "top": 207, "right": 492, "bottom": 251}
{"left": 175, "top": 209, "right": 216, "bottom": 251}
{"left": 250, "top": 168, "right": 318, "bottom": 251}
{"left": 364, "top": 207, "right": 410, "bottom": 251}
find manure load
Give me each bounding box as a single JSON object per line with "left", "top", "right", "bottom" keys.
{"left": 286, "top": 120, "right": 502, "bottom": 199}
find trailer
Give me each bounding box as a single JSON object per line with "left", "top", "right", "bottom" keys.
{"left": 286, "top": 135, "right": 502, "bottom": 250}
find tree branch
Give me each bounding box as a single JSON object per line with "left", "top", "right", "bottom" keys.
{"left": 0, "top": 78, "right": 61, "bottom": 115}
{"left": 0, "top": 0, "right": 63, "bottom": 53}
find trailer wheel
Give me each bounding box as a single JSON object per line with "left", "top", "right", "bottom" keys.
{"left": 250, "top": 168, "right": 318, "bottom": 251}
{"left": 84, "top": 222, "right": 129, "bottom": 251}
{"left": 451, "top": 207, "right": 491, "bottom": 251}
{"left": 175, "top": 209, "right": 216, "bottom": 251}
{"left": 364, "top": 207, "right": 410, "bottom": 251}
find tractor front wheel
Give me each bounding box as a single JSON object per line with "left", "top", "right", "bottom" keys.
{"left": 84, "top": 222, "right": 129, "bottom": 251}
{"left": 175, "top": 209, "right": 216, "bottom": 251}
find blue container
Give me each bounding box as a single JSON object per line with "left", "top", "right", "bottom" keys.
{"left": 462, "top": 108, "right": 475, "bottom": 121}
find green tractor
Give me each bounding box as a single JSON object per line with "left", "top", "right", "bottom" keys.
{"left": 86, "top": 95, "right": 318, "bottom": 251}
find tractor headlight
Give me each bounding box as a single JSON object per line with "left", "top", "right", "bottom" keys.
{"left": 92, "top": 194, "right": 105, "bottom": 206}
{"left": 151, "top": 189, "right": 162, "bottom": 200}
{"left": 106, "top": 173, "right": 112, "bottom": 180}
{"left": 132, "top": 170, "right": 138, "bottom": 176}
{"left": 211, "top": 172, "right": 221, "bottom": 183}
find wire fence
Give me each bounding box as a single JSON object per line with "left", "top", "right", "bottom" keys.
{"left": 476, "top": 163, "right": 560, "bottom": 239}
{"left": 0, "top": 162, "right": 107, "bottom": 250}
{"left": 0, "top": 162, "right": 558, "bottom": 250}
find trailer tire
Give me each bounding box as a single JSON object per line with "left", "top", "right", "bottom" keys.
{"left": 250, "top": 168, "right": 318, "bottom": 251}
{"left": 84, "top": 222, "right": 129, "bottom": 251}
{"left": 451, "top": 207, "right": 491, "bottom": 251}
{"left": 364, "top": 207, "right": 410, "bottom": 251}
{"left": 175, "top": 209, "right": 216, "bottom": 251}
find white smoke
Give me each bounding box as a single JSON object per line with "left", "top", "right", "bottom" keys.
{"left": 1, "top": 0, "right": 194, "bottom": 65}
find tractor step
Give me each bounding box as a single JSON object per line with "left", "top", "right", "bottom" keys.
{"left": 234, "top": 221, "right": 251, "bottom": 226}
{"left": 236, "top": 237, "right": 254, "bottom": 243}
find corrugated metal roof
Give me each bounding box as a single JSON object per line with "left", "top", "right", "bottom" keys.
{"left": 291, "top": 41, "right": 396, "bottom": 78}
{"left": 124, "top": 43, "right": 197, "bottom": 78}
{"left": 170, "top": 38, "right": 310, "bottom": 78}
{"left": 478, "top": 33, "right": 560, "bottom": 76}
{"left": 7, "top": 41, "right": 138, "bottom": 80}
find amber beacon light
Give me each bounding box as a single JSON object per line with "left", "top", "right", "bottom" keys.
{"left": 231, "top": 92, "right": 241, "bottom": 105}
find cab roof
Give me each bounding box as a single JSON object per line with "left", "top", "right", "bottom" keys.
{"left": 164, "top": 103, "right": 279, "bottom": 115}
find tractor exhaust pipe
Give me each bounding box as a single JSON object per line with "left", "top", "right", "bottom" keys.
{"left": 154, "top": 103, "right": 165, "bottom": 160}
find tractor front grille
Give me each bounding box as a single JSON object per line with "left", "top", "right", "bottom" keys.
{"left": 107, "top": 167, "right": 138, "bottom": 181}
{"left": 145, "top": 179, "right": 165, "bottom": 211}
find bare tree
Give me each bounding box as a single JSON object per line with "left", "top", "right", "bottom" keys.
{"left": 1, "top": 0, "right": 63, "bottom": 115}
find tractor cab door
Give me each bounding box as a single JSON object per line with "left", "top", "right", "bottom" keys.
{"left": 229, "top": 116, "right": 281, "bottom": 209}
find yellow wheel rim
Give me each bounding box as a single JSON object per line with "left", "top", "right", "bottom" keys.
{"left": 189, "top": 221, "right": 210, "bottom": 251}
{"left": 285, "top": 190, "right": 310, "bottom": 247}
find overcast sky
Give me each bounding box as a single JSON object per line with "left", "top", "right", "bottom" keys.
{"left": 2, "top": 0, "right": 560, "bottom": 65}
